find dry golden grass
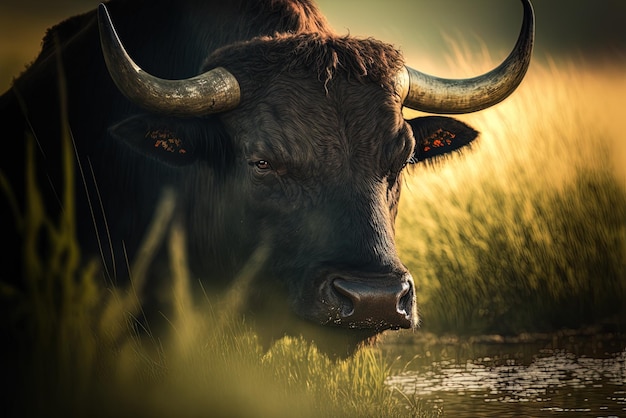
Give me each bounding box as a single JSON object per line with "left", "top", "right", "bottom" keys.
{"left": 398, "top": 57, "right": 626, "bottom": 334}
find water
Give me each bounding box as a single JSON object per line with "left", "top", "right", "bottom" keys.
{"left": 383, "top": 332, "right": 626, "bottom": 417}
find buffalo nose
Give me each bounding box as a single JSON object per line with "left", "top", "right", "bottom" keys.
{"left": 330, "top": 275, "right": 414, "bottom": 329}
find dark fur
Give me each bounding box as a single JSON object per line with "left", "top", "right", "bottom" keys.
{"left": 206, "top": 33, "right": 405, "bottom": 95}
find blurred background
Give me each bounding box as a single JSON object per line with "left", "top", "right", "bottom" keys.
{"left": 1, "top": 0, "right": 625, "bottom": 90}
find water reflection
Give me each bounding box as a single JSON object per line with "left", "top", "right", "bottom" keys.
{"left": 384, "top": 333, "right": 626, "bottom": 417}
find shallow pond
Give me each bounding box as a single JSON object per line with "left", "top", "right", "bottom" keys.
{"left": 383, "top": 332, "right": 626, "bottom": 417}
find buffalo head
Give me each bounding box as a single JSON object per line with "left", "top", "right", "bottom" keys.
{"left": 97, "top": 0, "right": 534, "bottom": 354}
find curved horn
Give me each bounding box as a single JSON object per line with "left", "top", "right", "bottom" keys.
{"left": 97, "top": 4, "right": 240, "bottom": 116}
{"left": 396, "top": 0, "right": 534, "bottom": 114}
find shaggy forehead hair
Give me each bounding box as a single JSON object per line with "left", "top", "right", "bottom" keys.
{"left": 205, "top": 32, "right": 406, "bottom": 97}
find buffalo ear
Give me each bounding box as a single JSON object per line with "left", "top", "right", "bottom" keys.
{"left": 108, "top": 114, "right": 204, "bottom": 166}
{"left": 407, "top": 116, "right": 478, "bottom": 162}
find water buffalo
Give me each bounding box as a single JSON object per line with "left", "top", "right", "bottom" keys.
{"left": 0, "top": 0, "right": 533, "bottom": 354}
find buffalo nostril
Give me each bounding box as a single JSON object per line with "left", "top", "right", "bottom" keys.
{"left": 398, "top": 282, "right": 413, "bottom": 316}
{"left": 331, "top": 280, "right": 356, "bottom": 318}
{"left": 331, "top": 278, "right": 413, "bottom": 328}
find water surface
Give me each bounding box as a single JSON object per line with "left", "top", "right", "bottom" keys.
{"left": 384, "top": 332, "right": 626, "bottom": 417}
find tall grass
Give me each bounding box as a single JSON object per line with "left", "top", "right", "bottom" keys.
{"left": 397, "top": 58, "right": 626, "bottom": 335}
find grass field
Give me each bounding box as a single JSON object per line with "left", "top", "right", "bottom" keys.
{"left": 1, "top": 43, "right": 624, "bottom": 416}
{"left": 397, "top": 58, "right": 626, "bottom": 335}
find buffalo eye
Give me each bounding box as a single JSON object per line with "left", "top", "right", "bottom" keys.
{"left": 255, "top": 160, "right": 272, "bottom": 170}
{"left": 249, "top": 160, "right": 274, "bottom": 174}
